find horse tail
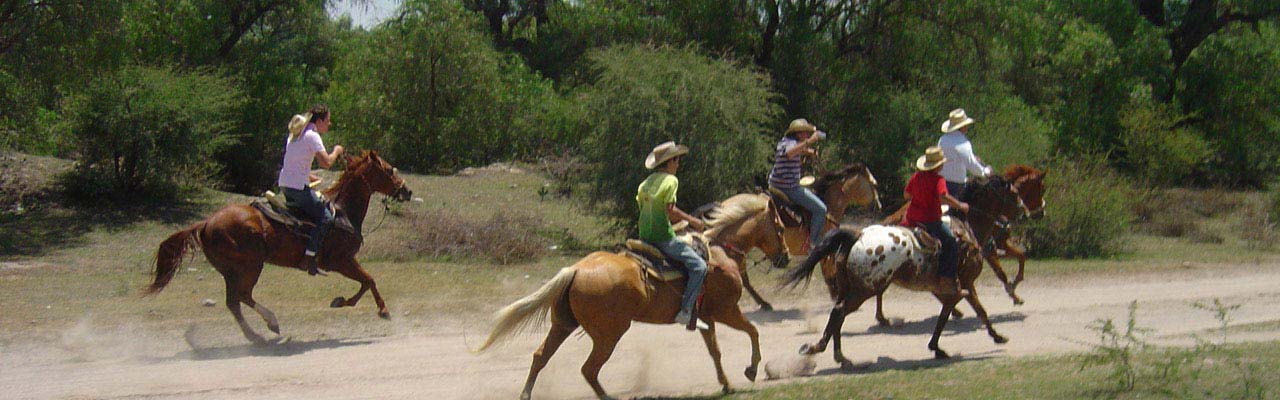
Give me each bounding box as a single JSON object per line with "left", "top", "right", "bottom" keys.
{"left": 146, "top": 222, "right": 205, "bottom": 295}
{"left": 780, "top": 228, "right": 860, "bottom": 290}
{"left": 474, "top": 267, "right": 576, "bottom": 353}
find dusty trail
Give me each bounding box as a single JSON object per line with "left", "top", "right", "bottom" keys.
{"left": 4, "top": 264, "right": 1280, "bottom": 400}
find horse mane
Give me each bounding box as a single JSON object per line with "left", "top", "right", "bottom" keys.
{"left": 323, "top": 152, "right": 373, "bottom": 200}
{"left": 1003, "top": 164, "right": 1041, "bottom": 180}
{"left": 704, "top": 193, "right": 770, "bottom": 238}
{"left": 812, "top": 163, "right": 866, "bottom": 196}
{"left": 961, "top": 175, "right": 1008, "bottom": 202}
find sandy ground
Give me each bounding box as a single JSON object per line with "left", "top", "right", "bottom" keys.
{"left": 4, "top": 263, "right": 1280, "bottom": 400}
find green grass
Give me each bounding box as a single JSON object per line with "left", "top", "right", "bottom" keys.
{"left": 650, "top": 340, "right": 1280, "bottom": 400}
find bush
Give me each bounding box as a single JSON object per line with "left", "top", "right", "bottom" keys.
{"left": 1118, "top": 86, "right": 1211, "bottom": 185}
{"left": 578, "top": 44, "right": 780, "bottom": 225}
{"left": 58, "top": 65, "right": 242, "bottom": 199}
{"left": 403, "top": 209, "right": 550, "bottom": 265}
{"left": 1022, "top": 156, "right": 1132, "bottom": 258}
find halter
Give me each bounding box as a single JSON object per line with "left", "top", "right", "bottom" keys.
{"left": 965, "top": 179, "right": 1026, "bottom": 221}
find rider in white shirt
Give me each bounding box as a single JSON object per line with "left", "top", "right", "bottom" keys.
{"left": 937, "top": 108, "right": 991, "bottom": 199}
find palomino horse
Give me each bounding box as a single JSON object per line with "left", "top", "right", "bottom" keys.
{"left": 782, "top": 220, "right": 1006, "bottom": 366}
{"left": 873, "top": 175, "right": 1028, "bottom": 328}
{"left": 880, "top": 165, "right": 1044, "bottom": 307}
{"left": 146, "top": 151, "right": 412, "bottom": 343}
{"left": 477, "top": 205, "right": 786, "bottom": 399}
{"left": 701, "top": 193, "right": 792, "bottom": 310}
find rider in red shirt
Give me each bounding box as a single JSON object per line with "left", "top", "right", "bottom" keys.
{"left": 903, "top": 146, "right": 971, "bottom": 297}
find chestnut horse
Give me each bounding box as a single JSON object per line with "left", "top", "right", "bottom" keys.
{"left": 145, "top": 151, "right": 412, "bottom": 343}
{"left": 873, "top": 175, "right": 1028, "bottom": 329}
{"left": 701, "top": 193, "right": 792, "bottom": 310}
{"left": 782, "top": 220, "right": 1003, "bottom": 366}
{"left": 477, "top": 203, "right": 786, "bottom": 399}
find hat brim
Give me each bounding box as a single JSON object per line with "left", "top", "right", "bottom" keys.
{"left": 644, "top": 145, "right": 690, "bottom": 169}
{"left": 941, "top": 117, "right": 975, "bottom": 133}
{"left": 786, "top": 125, "right": 817, "bottom": 134}
{"left": 916, "top": 155, "right": 946, "bottom": 171}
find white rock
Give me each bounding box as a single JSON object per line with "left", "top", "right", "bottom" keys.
{"left": 202, "top": 299, "right": 217, "bottom": 307}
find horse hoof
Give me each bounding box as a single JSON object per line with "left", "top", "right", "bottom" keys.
{"left": 838, "top": 360, "right": 855, "bottom": 371}
{"left": 378, "top": 310, "right": 391, "bottom": 320}
{"left": 744, "top": 366, "right": 757, "bottom": 382}
{"left": 950, "top": 311, "right": 964, "bottom": 321}
{"left": 934, "top": 349, "right": 950, "bottom": 359}
{"left": 993, "top": 334, "right": 1009, "bottom": 344}
{"left": 268, "top": 324, "right": 281, "bottom": 335}
{"left": 760, "top": 303, "right": 774, "bottom": 312}
{"left": 330, "top": 297, "right": 347, "bottom": 308}
{"left": 722, "top": 385, "right": 734, "bottom": 394}
{"left": 1013, "top": 298, "right": 1025, "bottom": 306}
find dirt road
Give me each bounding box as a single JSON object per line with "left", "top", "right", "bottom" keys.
{"left": 4, "top": 263, "right": 1280, "bottom": 399}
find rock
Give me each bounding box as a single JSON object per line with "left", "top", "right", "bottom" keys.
{"left": 763, "top": 354, "right": 817, "bottom": 380}
{"left": 202, "top": 299, "right": 217, "bottom": 307}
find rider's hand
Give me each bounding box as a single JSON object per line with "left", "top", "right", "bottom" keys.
{"left": 689, "top": 218, "right": 706, "bottom": 232}
{"left": 333, "top": 145, "right": 344, "bottom": 156}
{"left": 958, "top": 202, "right": 971, "bottom": 214}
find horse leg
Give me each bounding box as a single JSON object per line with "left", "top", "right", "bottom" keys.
{"left": 521, "top": 319, "right": 578, "bottom": 400}
{"left": 984, "top": 252, "right": 1021, "bottom": 306}
{"left": 962, "top": 285, "right": 1008, "bottom": 344}
{"left": 801, "top": 300, "right": 860, "bottom": 370}
{"left": 926, "top": 299, "right": 958, "bottom": 359}
{"left": 874, "top": 291, "right": 892, "bottom": 327}
{"left": 581, "top": 325, "right": 627, "bottom": 400}
{"left": 715, "top": 307, "right": 761, "bottom": 382}
{"left": 331, "top": 258, "right": 389, "bottom": 319}
{"left": 220, "top": 271, "right": 266, "bottom": 344}
{"left": 738, "top": 268, "right": 773, "bottom": 311}
{"left": 235, "top": 264, "right": 280, "bottom": 335}
{"left": 697, "top": 323, "right": 733, "bottom": 394}
{"left": 1007, "top": 244, "right": 1028, "bottom": 302}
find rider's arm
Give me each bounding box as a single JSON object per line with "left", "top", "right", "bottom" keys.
{"left": 783, "top": 135, "right": 822, "bottom": 158}
{"left": 666, "top": 203, "right": 706, "bottom": 231}
{"left": 315, "top": 145, "right": 344, "bottom": 169}
{"left": 941, "top": 192, "right": 970, "bottom": 213}
{"left": 959, "top": 143, "right": 991, "bottom": 177}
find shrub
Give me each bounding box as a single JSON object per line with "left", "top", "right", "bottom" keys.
{"left": 1021, "top": 156, "right": 1132, "bottom": 258}
{"left": 1118, "top": 86, "right": 1211, "bottom": 185}
{"left": 58, "top": 65, "right": 242, "bottom": 200}
{"left": 404, "top": 209, "right": 550, "bottom": 265}
{"left": 578, "top": 44, "right": 780, "bottom": 225}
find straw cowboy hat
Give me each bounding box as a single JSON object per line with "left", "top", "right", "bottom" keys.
{"left": 288, "top": 113, "right": 312, "bottom": 139}
{"left": 786, "top": 118, "right": 818, "bottom": 134}
{"left": 915, "top": 146, "right": 947, "bottom": 171}
{"left": 645, "top": 141, "right": 690, "bottom": 170}
{"left": 940, "top": 108, "right": 975, "bottom": 133}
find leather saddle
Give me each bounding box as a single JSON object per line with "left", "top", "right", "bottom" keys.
{"left": 252, "top": 190, "right": 355, "bottom": 239}
{"left": 766, "top": 187, "right": 809, "bottom": 228}
{"left": 623, "top": 232, "right": 711, "bottom": 282}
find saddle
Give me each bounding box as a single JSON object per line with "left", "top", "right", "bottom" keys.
{"left": 622, "top": 232, "right": 711, "bottom": 282}
{"left": 766, "top": 186, "right": 809, "bottom": 228}
{"left": 252, "top": 190, "right": 356, "bottom": 239}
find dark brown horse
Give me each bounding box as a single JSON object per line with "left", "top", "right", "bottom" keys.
{"left": 145, "top": 151, "right": 412, "bottom": 343}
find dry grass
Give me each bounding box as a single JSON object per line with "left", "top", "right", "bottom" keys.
{"left": 401, "top": 209, "right": 551, "bottom": 264}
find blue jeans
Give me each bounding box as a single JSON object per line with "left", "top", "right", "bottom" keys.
{"left": 283, "top": 187, "right": 333, "bottom": 255}
{"left": 777, "top": 186, "right": 828, "bottom": 247}
{"left": 922, "top": 221, "right": 958, "bottom": 278}
{"left": 946, "top": 181, "right": 966, "bottom": 201}
{"left": 652, "top": 238, "right": 708, "bottom": 315}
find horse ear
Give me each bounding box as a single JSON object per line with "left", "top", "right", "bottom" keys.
{"left": 341, "top": 153, "right": 354, "bottom": 166}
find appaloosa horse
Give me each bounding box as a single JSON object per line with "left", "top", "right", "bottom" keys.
{"left": 146, "top": 151, "right": 412, "bottom": 343}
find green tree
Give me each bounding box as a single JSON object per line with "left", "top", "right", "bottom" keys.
{"left": 579, "top": 44, "right": 780, "bottom": 225}
{"left": 59, "top": 65, "right": 244, "bottom": 199}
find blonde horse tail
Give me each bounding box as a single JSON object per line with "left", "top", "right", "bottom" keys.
{"left": 146, "top": 222, "right": 205, "bottom": 295}
{"left": 474, "top": 267, "right": 576, "bottom": 353}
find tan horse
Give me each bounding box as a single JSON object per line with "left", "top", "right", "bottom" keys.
{"left": 701, "top": 193, "right": 792, "bottom": 310}
{"left": 779, "top": 163, "right": 883, "bottom": 255}
{"left": 477, "top": 205, "right": 784, "bottom": 399}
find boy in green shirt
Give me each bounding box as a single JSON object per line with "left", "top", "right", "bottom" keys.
{"left": 637, "top": 141, "right": 709, "bottom": 331}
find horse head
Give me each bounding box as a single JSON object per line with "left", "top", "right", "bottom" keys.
{"left": 814, "top": 163, "right": 882, "bottom": 215}
{"left": 359, "top": 151, "right": 414, "bottom": 202}
{"left": 971, "top": 176, "right": 1029, "bottom": 221}
{"left": 1005, "top": 165, "right": 1047, "bottom": 219}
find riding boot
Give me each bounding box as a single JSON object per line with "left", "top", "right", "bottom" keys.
{"left": 301, "top": 254, "right": 324, "bottom": 276}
